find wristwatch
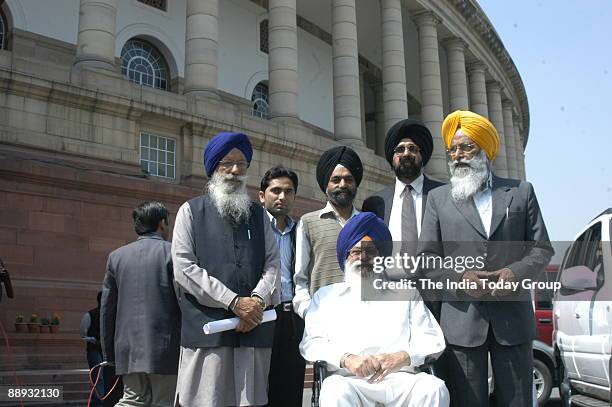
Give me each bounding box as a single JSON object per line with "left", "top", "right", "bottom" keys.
{"left": 251, "top": 293, "right": 266, "bottom": 309}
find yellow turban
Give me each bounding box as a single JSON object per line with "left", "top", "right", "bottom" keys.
{"left": 441, "top": 110, "right": 500, "bottom": 160}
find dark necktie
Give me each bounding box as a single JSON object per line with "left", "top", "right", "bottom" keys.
{"left": 401, "top": 185, "right": 418, "bottom": 253}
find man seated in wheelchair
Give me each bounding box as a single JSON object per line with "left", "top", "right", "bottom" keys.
{"left": 300, "top": 212, "right": 449, "bottom": 407}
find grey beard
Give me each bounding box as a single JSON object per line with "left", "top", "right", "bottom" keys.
{"left": 207, "top": 172, "right": 251, "bottom": 224}
{"left": 448, "top": 150, "right": 490, "bottom": 202}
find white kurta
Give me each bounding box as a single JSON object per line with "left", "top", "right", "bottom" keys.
{"left": 171, "top": 201, "right": 280, "bottom": 407}
{"left": 300, "top": 283, "right": 449, "bottom": 407}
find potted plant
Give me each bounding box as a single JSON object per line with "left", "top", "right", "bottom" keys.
{"left": 40, "top": 318, "right": 51, "bottom": 333}
{"left": 28, "top": 314, "right": 40, "bottom": 333}
{"left": 15, "top": 314, "right": 27, "bottom": 333}
{"left": 50, "top": 314, "right": 61, "bottom": 333}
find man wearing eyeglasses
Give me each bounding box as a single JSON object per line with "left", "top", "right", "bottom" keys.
{"left": 171, "top": 132, "right": 280, "bottom": 407}
{"left": 363, "top": 119, "right": 444, "bottom": 247}
{"left": 417, "top": 110, "right": 553, "bottom": 407}
{"left": 362, "top": 120, "right": 444, "bottom": 315}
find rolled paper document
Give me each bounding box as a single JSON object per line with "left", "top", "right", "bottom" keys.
{"left": 203, "top": 309, "right": 277, "bottom": 335}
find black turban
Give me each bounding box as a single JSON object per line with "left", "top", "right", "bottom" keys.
{"left": 316, "top": 146, "right": 363, "bottom": 193}
{"left": 384, "top": 119, "right": 434, "bottom": 167}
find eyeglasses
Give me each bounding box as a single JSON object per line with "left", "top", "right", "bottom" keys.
{"left": 393, "top": 145, "right": 421, "bottom": 155}
{"left": 446, "top": 143, "right": 477, "bottom": 155}
{"left": 218, "top": 161, "right": 248, "bottom": 170}
{"left": 348, "top": 247, "right": 379, "bottom": 258}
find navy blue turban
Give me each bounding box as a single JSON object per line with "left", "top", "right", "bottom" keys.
{"left": 336, "top": 212, "right": 392, "bottom": 271}
{"left": 384, "top": 119, "right": 433, "bottom": 167}
{"left": 203, "top": 132, "right": 253, "bottom": 177}
{"left": 316, "top": 146, "right": 363, "bottom": 193}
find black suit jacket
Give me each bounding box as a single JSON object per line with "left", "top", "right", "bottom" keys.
{"left": 362, "top": 175, "right": 445, "bottom": 226}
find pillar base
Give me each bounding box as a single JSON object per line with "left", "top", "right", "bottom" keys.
{"left": 72, "top": 55, "right": 118, "bottom": 74}
{"left": 70, "top": 63, "right": 124, "bottom": 90}
{"left": 184, "top": 88, "right": 220, "bottom": 100}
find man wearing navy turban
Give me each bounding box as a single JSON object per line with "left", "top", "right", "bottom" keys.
{"left": 292, "top": 146, "right": 363, "bottom": 319}
{"left": 300, "top": 213, "right": 449, "bottom": 407}
{"left": 171, "top": 132, "right": 281, "bottom": 406}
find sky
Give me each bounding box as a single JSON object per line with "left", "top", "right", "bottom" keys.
{"left": 477, "top": 0, "right": 612, "bottom": 241}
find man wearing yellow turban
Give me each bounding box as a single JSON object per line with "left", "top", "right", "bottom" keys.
{"left": 417, "top": 110, "right": 554, "bottom": 406}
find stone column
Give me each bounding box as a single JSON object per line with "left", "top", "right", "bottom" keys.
{"left": 374, "top": 83, "right": 386, "bottom": 156}
{"left": 359, "top": 68, "right": 368, "bottom": 142}
{"left": 444, "top": 38, "right": 469, "bottom": 111}
{"left": 184, "top": 0, "right": 219, "bottom": 98}
{"left": 381, "top": 0, "right": 408, "bottom": 134}
{"left": 513, "top": 114, "right": 526, "bottom": 179}
{"left": 486, "top": 80, "right": 508, "bottom": 177}
{"left": 332, "top": 0, "right": 362, "bottom": 143}
{"left": 413, "top": 11, "right": 446, "bottom": 180}
{"left": 268, "top": 0, "right": 299, "bottom": 121}
{"left": 467, "top": 61, "right": 488, "bottom": 117}
{"left": 73, "top": 0, "right": 118, "bottom": 71}
{"left": 502, "top": 99, "right": 518, "bottom": 178}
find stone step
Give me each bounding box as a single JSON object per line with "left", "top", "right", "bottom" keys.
{"left": 0, "top": 369, "right": 94, "bottom": 404}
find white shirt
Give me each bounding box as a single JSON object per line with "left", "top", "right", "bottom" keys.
{"left": 300, "top": 282, "right": 445, "bottom": 371}
{"left": 389, "top": 174, "right": 425, "bottom": 241}
{"left": 473, "top": 174, "right": 493, "bottom": 237}
{"left": 293, "top": 202, "right": 360, "bottom": 318}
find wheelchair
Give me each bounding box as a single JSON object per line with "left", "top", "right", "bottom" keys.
{"left": 310, "top": 357, "right": 438, "bottom": 407}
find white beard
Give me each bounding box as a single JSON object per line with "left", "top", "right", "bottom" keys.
{"left": 345, "top": 260, "right": 365, "bottom": 299}
{"left": 448, "top": 150, "right": 490, "bottom": 202}
{"left": 207, "top": 172, "right": 251, "bottom": 224}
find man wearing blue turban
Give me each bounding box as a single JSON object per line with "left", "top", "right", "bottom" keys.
{"left": 171, "top": 132, "right": 281, "bottom": 406}
{"left": 300, "top": 213, "right": 449, "bottom": 407}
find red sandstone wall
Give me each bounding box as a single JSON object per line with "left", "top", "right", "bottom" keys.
{"left": 0, "top": 145, "right": 323, "bottom": 371}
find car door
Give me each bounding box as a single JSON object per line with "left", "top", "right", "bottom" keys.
{"left": 554, "top": 225, "right": 599, "bottom": 380}
{"left": 585, "top": 220, "right": 611, "bottom": 389}
{"left": 567, "top": 222, "right": 609, "bottom": 382}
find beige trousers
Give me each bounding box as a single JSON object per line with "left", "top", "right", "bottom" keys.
{"left": 115, "top": 373, "right": 177, "bottom": 407}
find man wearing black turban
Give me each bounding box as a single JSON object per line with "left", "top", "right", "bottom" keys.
{"left": 362, "top": 119, "right": 444, "bottom": 315}
{"left": 292, "top": 146, "right": 363, "bottom": 319}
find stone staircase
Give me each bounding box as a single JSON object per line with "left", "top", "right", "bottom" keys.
{"left": 0, "top": 332, "right": 94, "bottom": 406}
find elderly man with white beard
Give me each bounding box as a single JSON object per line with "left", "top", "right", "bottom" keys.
{"left": 171, "top": 132, "right": 280, "bottom": 407}
{"left": 301, "top": 212, "right": 449, "bottom": 407}
{"left": 417, "top": 110, "right": 553, "bottom": 407}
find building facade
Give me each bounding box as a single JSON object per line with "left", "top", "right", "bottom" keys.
{"left": 0, "top": 0, "right": 529, "bottom": 387}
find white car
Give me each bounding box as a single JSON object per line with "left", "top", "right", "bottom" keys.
{"left": 553, "top": 208, "right": 612, "bottom": 406}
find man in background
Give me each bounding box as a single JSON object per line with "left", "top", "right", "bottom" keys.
{"left": 81, "top": 292, "right": 118, "bottom": 407}
{"left": 101, "top": 201, "right": 181, "bottom": 407}
{"left": 259, "top": 165, "right": 305, "bottom": 407}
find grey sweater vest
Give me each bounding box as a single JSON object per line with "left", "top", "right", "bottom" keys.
{"left": 301, "top": 210, "right": 345, "bottom": 295}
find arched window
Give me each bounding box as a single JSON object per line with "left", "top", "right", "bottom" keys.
{"left": 259, "top": 19, "right": 268, "bottom": 54}
{"left": 252, "top": 82, "right": 269, "bottom": 119}
{"left": 120, "top": 39, "right": 169, "bottom": 90}
{"left": 0, "top": 11, "right": 7, "bottom": 50}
